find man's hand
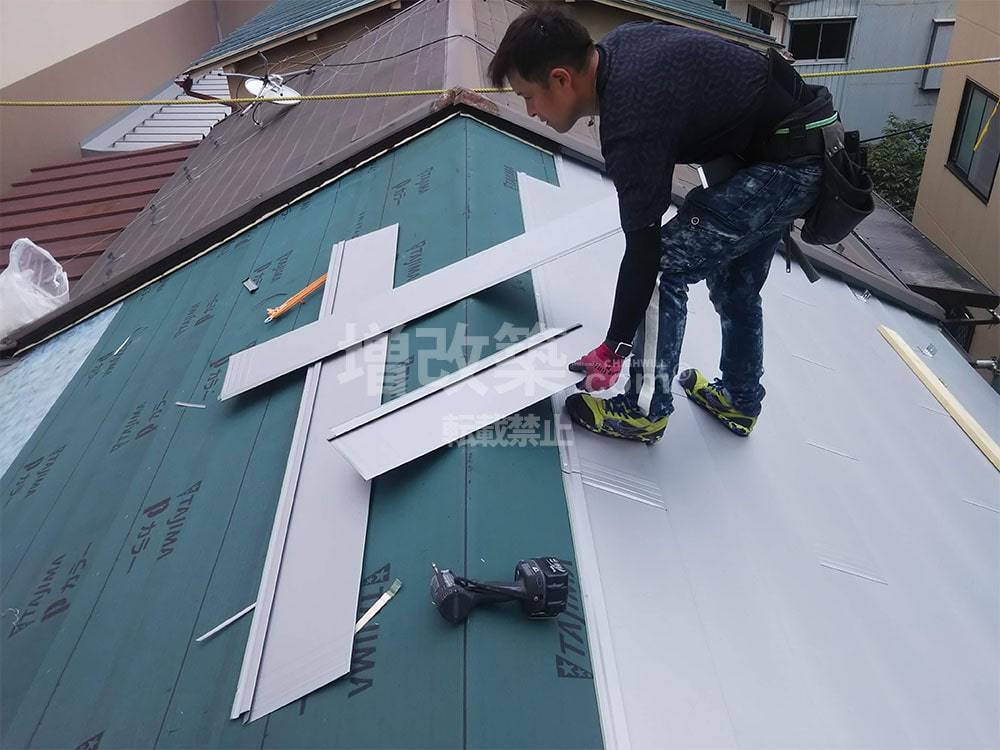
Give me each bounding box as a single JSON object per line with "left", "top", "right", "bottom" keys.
{"left": 568, "top": 343, "right": 624, "bottom": 391}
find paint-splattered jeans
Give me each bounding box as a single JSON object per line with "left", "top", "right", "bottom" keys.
{"left": 625, "top": 159, "right": 824, "bottom": 420}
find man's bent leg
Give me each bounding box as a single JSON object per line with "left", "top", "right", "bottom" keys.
{"left": 628, "top": 273, "right": 688, "bottom": 420}
{"left": 569, "top": 276, "right": 675, "bottom": 444}
{"left": 705, "top": 231, "right": 780, "bottom": 416}
{"left": 627, "top": 161, "right": 822, "bottom": 424}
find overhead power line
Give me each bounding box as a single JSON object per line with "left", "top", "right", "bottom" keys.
{"left": 859, "top": 123, "right": 933, "bottom": 145}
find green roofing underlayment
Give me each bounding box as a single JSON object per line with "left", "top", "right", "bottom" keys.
{"left": 1, "top": 115, "right": 602, "bottom": 749}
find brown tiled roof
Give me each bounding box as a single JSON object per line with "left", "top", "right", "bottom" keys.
{"left": 0, "top": 144, "right": 195, "bottom": 284}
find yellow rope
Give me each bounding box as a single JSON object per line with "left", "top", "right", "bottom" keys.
{"left": 1, "top": 57, "right": 998, "bottom": 107}
{"left": 799, "top": 55, "right": 1000, "bottom": 78}
{"left": 974, "top": 99, "right": 998, "bottom": 151}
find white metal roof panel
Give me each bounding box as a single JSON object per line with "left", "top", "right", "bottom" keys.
{"left": 520, "top": 161, "right": 999, "bottom": 749}
{"left": 330, "top": 328, "right": 588, "bottom": 479}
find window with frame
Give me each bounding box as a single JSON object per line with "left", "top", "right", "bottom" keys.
{"left": 788, "top": 19, "right": 854, "bottom": 61}
{"left": 921, "top": 19, "right": 955, "bottom": 90}
{"left": 948, "top": 80, "right": 1000, "bottom": 202}
{"left": 747, "top": 6, "right": 773, "bottom": 35}
{"left": 712, "top": 0, "right": 726, "bottom": 8}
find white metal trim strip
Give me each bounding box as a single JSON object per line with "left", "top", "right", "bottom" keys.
{"left": 218, "top": 195, "right": 622, "bottom": 400}
{"left": 330, "top": 329, "right": 590, "bottom": 480}
{"left": 327, "top": 324, "right": 579, "bottom": 440}
{"left": 231, "top": 225, "right": 396, "bottom": 721}
{"left": 229, "top": 248, "right": 341, "bottom": 718}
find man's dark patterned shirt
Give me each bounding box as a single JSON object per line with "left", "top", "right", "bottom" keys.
{"left": 596, "top": 23, "right": 769, "bottom": 231}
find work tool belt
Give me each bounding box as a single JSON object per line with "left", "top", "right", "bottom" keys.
{"left": 752, "top": 49, "right": 874, "bottom": 245}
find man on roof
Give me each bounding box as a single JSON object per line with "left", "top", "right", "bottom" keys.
{"left": 489, "top": 8, "right": 832, "bottom": 444}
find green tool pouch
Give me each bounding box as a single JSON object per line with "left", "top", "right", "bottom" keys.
{"left": 800, "top": 121, "right": 874, "bottom": 245}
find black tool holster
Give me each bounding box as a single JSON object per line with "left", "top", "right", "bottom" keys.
{"left": 752, "top": 50, "right": 874, "bottom": 251}
{"left": 798, "top": 121, "right": 875, "bottom": 245}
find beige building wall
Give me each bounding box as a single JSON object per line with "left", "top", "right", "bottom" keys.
{"left": 0, "top": 0, "right": 189, "bottom": 88}
{"left": 912, "top": 0, "right": 999, "bottom": 364}
{"left": 0, "top": 0, "right": 265, "bottom": 192}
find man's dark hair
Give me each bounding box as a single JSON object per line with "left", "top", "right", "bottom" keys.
{"left": 488, "top": 8, "right": 594, "bottom": 88}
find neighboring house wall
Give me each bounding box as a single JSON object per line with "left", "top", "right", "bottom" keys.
{"left": 0, "top": 0, "right": 188, "bottom": 88}
{"left": 718, "top": 0, "right": 789, "bottom": 43}
{"left": 561, "top": 2, "right": 666, "bottom": 42}
{"left": 913, "top": 0, "right": 999, "bottom": 365}
{"left": 789, "top": 0, "right": 955, "bottom": 138}
{"left": 0, "top": 0, "right": 264, "bottom": 192}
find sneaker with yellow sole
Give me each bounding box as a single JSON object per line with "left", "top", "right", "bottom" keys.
{"left": 678, "top": 368, "right": 757, "bottom": 437}
{"left": 565, "top": 393, "right": 668, "bottom": 445}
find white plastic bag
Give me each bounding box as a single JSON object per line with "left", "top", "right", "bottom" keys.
{"left": 0, "top": 238, "right": 69, "bottom": 339}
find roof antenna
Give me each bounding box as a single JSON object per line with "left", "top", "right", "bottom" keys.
{"left": 219, "top": 51, "right": 306, "bottom": 128}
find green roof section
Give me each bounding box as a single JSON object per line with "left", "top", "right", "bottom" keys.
{"left": 622, "top": 0, "right": 776, "bottom": 43}
{"left": 189, "top": 0, "right": 390, "bottom": 71}
{"left": 1, "top": 115, "right": 602, "bottom": 749}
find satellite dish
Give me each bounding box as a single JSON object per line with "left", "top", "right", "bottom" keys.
{"left": 244, "top": 75, "right": 301, "bottom": 106}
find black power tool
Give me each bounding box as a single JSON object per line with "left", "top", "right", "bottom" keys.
{"left": 430, "top": 557, "right": 569, "bottom": 624}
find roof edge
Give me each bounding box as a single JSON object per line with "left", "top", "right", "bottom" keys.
{"left": 858, "top": 194, "right": 1000, "bottom": 312}
{"left": 792, "top": 232, "right": 946, "bottom": 321}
